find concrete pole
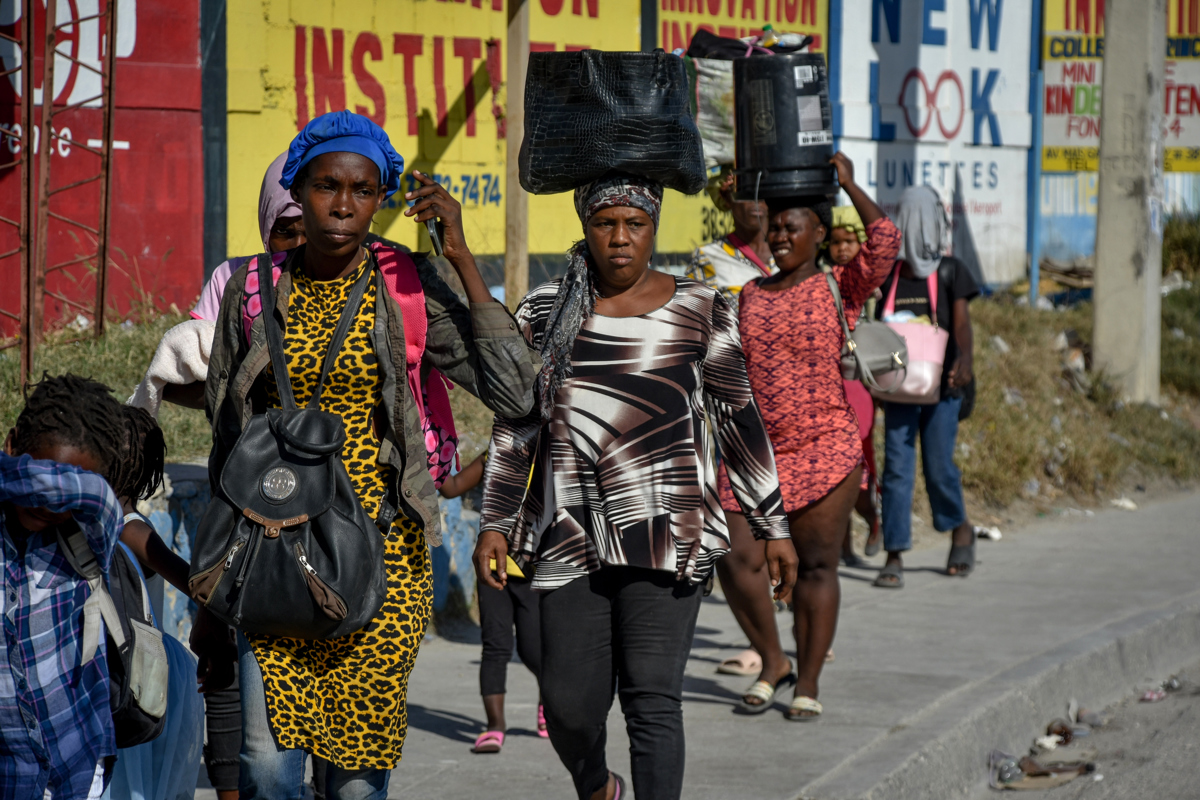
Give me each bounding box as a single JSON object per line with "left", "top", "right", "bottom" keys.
{"left": 1093, "top": 0, "right": 1166, "bottom": 404}
{"left": 505, "top": 0, "right": 529, "bottom": 312}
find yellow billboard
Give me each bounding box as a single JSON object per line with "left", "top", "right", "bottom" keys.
{"left": 1042, "top": 0, "right": 1200, "bottom": 172}
{"left": 654, "top": 0, "right": 829, "bottom": 249}
{"left": 227, "top": 0, "right": 642, "bottom": 269}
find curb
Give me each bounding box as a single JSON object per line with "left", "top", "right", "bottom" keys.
{"left": 797, "top": 590, "right": 1200, "bottom": 800}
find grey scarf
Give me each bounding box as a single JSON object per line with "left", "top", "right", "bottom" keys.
{"left": 895, "top": 185, "right": 947, "bottom": 279}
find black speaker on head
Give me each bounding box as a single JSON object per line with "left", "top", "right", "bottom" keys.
{"left": 733, "top": 53, "right": 837, "bottom": 200}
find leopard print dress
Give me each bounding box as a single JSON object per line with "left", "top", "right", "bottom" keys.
{"left": 252, "top": 256, "right": 434, "bottom": 770}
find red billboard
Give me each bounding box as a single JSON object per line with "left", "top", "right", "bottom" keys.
{"left": 0, "top": 0, "right": 202, "bottom": 340}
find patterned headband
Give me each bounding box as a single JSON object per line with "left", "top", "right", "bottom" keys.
{"left": 573, "top": 175, "right": 664, "bottom": 230}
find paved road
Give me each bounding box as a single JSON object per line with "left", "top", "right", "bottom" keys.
{"left": 194, "top": 491, "right": 1200, "bottom": 799}
{"left": 970, "top": 659, "right": 1200, "bottom": 799}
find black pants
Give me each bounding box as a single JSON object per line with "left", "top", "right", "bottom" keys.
{"left": 203, "top": 672, "right": 241, "bottom": 792}
{"left": 540, "top": 567, "right": 702, "bottom": 800}
{"left": 478, "top": 576, "right": 541, "bottom": 695}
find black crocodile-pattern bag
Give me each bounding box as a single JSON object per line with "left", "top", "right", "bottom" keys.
{"left": 519, "top": 49, "right": 707, "bottom": 195}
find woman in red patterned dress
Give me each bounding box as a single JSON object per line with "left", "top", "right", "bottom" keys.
{"left": 715, "top": 153, "right": 901, "bottom": 720}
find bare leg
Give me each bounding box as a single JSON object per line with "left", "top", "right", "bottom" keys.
{"left": 483, "top": 694, "right": 505, "bottom": 732}
{"left": 789, "top": 467, "right": 862, "bottom": 713}
{"left": 714, "top": 512, "right": 793, "bottom": 702}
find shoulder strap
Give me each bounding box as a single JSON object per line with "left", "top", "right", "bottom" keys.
{"left": 57, "top": 530, "right": 125, "bottom": 665}
{"left": 926, "top": 271, "right": 939, "bottom": 328}
{"left": 259, "top": 250, "right": 373, "bottom": 410}
{"left": 882, "top": 262, "right": 902, "bottom": 317}
{"left": 370, "top": 243, "right": 427, "bottom": 367}
{"left": 820, "top": 263, "right": 855, "bottom": 346}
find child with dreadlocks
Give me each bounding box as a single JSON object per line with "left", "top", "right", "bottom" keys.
{"left": 1, "top": 374, "right": 128, "bottom": 799}
{"left": 111, "top": 406, "right": 190, "bottom": 593}
{"left": 103, "top": 405, "right": 205, "bottom": 800}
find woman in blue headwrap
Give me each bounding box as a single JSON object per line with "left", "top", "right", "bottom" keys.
{"left": 202, "top": 111, "right": 538, "bottom": 799}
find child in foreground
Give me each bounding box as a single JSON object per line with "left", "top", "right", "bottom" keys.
{"left": 0, "top": 374, "right": 128, "bottom": 799}
{"left": 439, "top": 451, "right": 545, "bottom": 753}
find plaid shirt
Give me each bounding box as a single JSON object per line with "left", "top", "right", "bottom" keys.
{"left": 0, "top": 453, "right": 123, "bottom": 800}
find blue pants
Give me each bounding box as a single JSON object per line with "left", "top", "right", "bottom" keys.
{"left": 238, "top": 633, "right": 391, "bottom": 800}
{"left": 881, "top": 396, "right": 967, "bottom": 553}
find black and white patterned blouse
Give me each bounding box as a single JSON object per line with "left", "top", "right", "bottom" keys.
{"left": 480, "top": 277, "right": 790, "bottom": 590}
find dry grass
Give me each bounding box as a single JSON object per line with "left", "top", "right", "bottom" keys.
{"left": 0, "top": 313, "right": 211, "bottom": 462}
{"left": 952, "top": 300, "right": 1200, "bottom": 509}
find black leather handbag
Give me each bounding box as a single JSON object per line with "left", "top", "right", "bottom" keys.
{"left": 189, "top": 254, "right": 386, "bottom": 640}
{"left": 519, "top": 49, "right": 707, "bottom": 195}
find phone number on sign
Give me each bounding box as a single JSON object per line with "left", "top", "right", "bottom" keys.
{"left": 391, "top": 172, "right": 503, "bottom": 208}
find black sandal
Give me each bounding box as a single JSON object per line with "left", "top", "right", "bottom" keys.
{"left": 946, "top": 540, "right": 976, "bottom": 577}
{"left": 872, "top": 561, "right": 904, "bottom": 588}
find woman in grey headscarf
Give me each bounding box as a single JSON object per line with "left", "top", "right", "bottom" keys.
{"left": 872, "top": 185, "right": 981, "bottom": 589}
{"left": 474, "top": 174, "right": 796, "bottom": 800}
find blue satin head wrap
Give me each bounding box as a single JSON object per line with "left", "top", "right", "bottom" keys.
{"left": 280, "top": 110, "right": 404, "bottom": 199}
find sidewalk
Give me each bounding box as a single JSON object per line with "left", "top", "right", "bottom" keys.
{"left": 384, "top": 492, "right": 1200, "bottom": 799}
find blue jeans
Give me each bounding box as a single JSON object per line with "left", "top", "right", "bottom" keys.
{"left": 238, "top": 633, "right": 391, "bottom": 800}
{"left": 881, "top": 396, "right": 967, "bottom": 553}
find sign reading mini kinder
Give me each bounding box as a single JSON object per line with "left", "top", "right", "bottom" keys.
{"left": 832, "top": 0, "right": 1031, "bottom": 285}
{"left": 225, "top": 0, "right": 640, "bottom": 270}
{"left": 1042, "top": 0, "right": 1200, "bottom": 173}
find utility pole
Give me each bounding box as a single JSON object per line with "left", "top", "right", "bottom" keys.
{"left": 1093, "top": 0, "right": 1167, "bottom": 404}
{"left": 504, "top": 0, "right": 529, "bottom": 312}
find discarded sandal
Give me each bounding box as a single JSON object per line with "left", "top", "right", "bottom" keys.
{"left": 786, "top": 695, "right": 823, "bottom": 721}
{"left": 947, "top": 540, "right": 976, "bottom": 577}
{"left": 872, "top": 561, "right": 904, "bottom": 589}
{"left": 717, "top": 648, "right": 762, "bottom": 676}
{"left": 472, "top": 730, "right": 504, "bottom": 754}
{"left": 737, "top": 672, "right": 797, "bottom": 715}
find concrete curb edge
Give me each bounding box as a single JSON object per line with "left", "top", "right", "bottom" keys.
{"left": 797, "top": 591, "right": 1200, "bottom": 800}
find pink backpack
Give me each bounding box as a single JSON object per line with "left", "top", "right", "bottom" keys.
{"left": 241, "top": 246, "right": 459, "bottom": 488}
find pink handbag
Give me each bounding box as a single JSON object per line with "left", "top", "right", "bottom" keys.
{"left": 869, "top": 266, "right": 949, "bottom": 405}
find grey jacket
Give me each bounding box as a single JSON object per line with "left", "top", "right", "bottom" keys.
{"left": 204, "top": 247, "right": 538, "bottom": 546}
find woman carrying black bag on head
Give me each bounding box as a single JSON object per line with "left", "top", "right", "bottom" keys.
{"left": 199, "top": 111, "right": 537, "bottom": 800}
{"left": 475, "top": 174, "right": 797, "bottom": 800}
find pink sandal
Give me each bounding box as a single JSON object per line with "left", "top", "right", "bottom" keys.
{"left": 472, "top": 730, "right": 504, "bottom": 754}
{"left": 537, "top": 704, "right": 549, "bottom": 738}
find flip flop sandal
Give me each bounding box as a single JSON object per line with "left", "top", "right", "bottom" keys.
{"left": 786, "top": 695, "right": 823, "bottom": 721}
{"left": 717, "top": 648, "right": 762, "bottom": 676}
{"left": 472, "top": 730, "right": 504, "bottom": 754}
{"left": 872, "top": 561, "right": 904, "bottom": 589}
{"left": 736, "top": 672, "right": 797, "bottom": 715}
{"left": 537, "top": 704, "right": 549, "bottom": 738}
{"left": 611, "top": 772, "right": 627, "bottom": 799}
{"left": 825, "top": 648, "right": 835, "bottom": 663}
{"left": 947, "top": 540, "right": 976, "bottom": 577}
